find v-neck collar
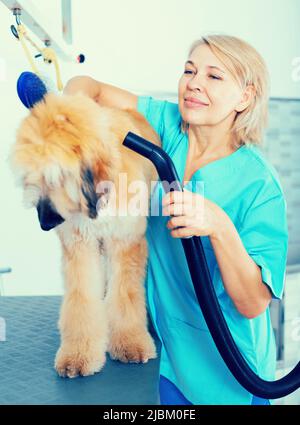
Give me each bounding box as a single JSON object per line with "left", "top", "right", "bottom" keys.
{"left": 179, "top": 132, "right": 247, "bottom": 186}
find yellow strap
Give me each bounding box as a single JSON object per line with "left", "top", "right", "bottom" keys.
{"left": 17, "top": 24, "right": 40, "bottom": 75}
{"left": 16, "top": 23, "right": 63, "bottom": 91}
{"left": 41, "top": 47, "right": 63, "bottom": 91}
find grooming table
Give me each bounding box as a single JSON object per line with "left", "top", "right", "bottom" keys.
{"left": 0, "top": 296, "right": 161, "bottom": 405}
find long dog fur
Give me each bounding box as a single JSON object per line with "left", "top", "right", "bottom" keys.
{"left": 10, "top": 93, "right": 161, "bottom": 377}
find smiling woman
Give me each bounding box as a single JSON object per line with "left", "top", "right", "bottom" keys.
{"left": 134, "top": 34, "right": 288, "bottom": 406}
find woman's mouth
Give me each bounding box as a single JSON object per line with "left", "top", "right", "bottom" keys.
{"left": 184, "top": 98, "right": 209, "bottom": 109}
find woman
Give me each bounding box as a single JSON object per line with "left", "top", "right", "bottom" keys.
{"left": 64, "top": 34, "right": 288, "bottom": 405}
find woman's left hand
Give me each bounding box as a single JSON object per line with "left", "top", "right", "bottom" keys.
{"left": 162, "top": 189, "right": 224, "bottom": 239}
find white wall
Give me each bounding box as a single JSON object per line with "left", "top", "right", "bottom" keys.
{"left": 0, "top": 0, "right": 299, "bottom": 296}
{"left": 70, "top": 0, "right": 300, "bottom": 98}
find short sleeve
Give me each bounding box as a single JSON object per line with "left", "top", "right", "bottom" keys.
{"left": 137, "top": 96, "right": 182, "bottom": 154}
{"left": 239, "top": 184, "right": 288, "bottom": 300}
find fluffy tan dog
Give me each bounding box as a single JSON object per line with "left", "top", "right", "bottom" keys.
{"left": 11, "top": 93, "right": 161, "bottom": 378}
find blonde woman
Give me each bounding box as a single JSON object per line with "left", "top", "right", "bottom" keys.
{"left": 64, "top": 34, "right": 288, "bottom": 405}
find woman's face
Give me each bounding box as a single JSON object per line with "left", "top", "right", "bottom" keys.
{"left": 178, "top": 44, "right": 246, "bottom": 128}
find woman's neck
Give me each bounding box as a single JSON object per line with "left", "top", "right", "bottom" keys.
{"left": 188, "top": 123, "right": 238, "bottom": 160}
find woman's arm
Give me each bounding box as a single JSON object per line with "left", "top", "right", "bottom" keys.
{"left": 63, "top": 75, "right": 138, "bottom": 110}
{"left": 209, "top": 209, "right": 272, "bottom": 319}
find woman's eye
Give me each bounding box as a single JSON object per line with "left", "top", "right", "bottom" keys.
{"left": 184, "top": 70, "right": 193, "bottom": 74}
{"left": 209, "top": 74, "right": 222, "bottom": 80}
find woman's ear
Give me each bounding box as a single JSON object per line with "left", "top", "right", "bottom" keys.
{"left": 235, "top": 84, "right": 256, "bottom": 113}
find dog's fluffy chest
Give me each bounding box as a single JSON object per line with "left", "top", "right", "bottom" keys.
{"left": 58, "top": 211, "right": 147, "bottom": 246}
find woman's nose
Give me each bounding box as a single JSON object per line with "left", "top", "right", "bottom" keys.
{"left": 187, "top": 73, "right": 206, "bottom": 92}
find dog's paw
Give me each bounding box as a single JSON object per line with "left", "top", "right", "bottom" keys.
{"left": 108, "top": 330, "right": 157, "bottom": 364}
{"left": 55, "top": 345, "right": 106, "bottom": 378}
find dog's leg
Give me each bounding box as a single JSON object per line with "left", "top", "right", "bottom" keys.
{"left": 105, "top": 237, "right": 157, "bottom": 363}
{"left": 55, "top": 230, "right": 108, "bottom": 378}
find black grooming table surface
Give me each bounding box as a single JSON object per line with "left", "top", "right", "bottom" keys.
{"left": 0, "top": 296, "right": 161, "bottom": 405}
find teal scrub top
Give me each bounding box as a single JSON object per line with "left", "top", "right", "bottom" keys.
{"left": 137, "top": 95, "right": 289, "bottom": 405}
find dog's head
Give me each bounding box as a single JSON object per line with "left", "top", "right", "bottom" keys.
{"left": 10, "top": 93, "right": 113, "bottom": 231}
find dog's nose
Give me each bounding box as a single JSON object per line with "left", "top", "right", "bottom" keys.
{"left": 37, "top": 198, "right": 65, "bottom": 231}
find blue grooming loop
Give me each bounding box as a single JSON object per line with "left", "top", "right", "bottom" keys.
{"left": 0, "top": 296, "right": 161, "bottom": 405}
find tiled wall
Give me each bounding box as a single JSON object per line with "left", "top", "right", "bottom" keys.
{"left": 263, "top": 99, "right": 300, "bottom": 270}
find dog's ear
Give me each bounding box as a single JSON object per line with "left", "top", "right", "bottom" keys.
{"left": 36, "top": 198, "right": 65, "bottom": 231}
{"left": 81, "top": 167, "right": 98, "bottom": 219}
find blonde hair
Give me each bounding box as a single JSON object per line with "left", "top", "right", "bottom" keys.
{"left": 181, "top": 34, "right": 270, "bottom": 148}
